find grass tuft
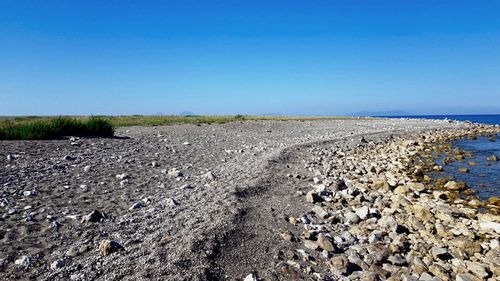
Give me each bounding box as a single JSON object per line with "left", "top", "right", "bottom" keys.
{"left": 0, "top": 117, "right": 114, "bottom": 140}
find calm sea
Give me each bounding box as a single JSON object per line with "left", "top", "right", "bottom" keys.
{"left": 384, "top": 115, "right": 500, "bottom": 200}
{"left": 383, "top": 114, "right": 500, "bottom": 126}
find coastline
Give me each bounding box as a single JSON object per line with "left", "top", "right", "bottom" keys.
{"left": 1, "top": 119, "right": 498, "bottom": 280}
{"left": 283, "top": 124, "right": 500, "bottom": 280}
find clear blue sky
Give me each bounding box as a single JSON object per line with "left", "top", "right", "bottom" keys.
{"left": 1, "top": 0, "right": 500, "bottom": 116}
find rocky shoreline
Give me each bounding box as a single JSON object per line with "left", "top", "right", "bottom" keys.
{"left": 283, "top": 126, "right": 500, "bottom": 281}
{"left": 1, "top": 119, "right": 497, "bottom": 280}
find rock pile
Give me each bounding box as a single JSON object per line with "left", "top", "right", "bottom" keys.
{"left": 286, "top": 127, "right": 500, "bottom": 280}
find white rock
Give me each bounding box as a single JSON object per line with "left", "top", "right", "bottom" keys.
{"left": 355, "top": 205, "right": 369, "bottom": 220}
{"left": 479, "top": 221, "right": 500, "bottom": 233}
{"left": 14, "top": 256, "right": 32, "bottom": 267}
{"left": 243, "top": 273, "right": 257, "bottom": 281}
{"left": 490, "top": 239, "right": 499, "bottom": 249}
{"left": 182, "top": 142, "right": 190, "bottom": 146}
{"left": 83, "top": 165, "right": 91, "bottom": 172}
{"left": 129, "top": 202, "right": 143, "bottom": 210}
{"left": 50, "top": 259, "right": 65, "bottom": 270}
{"left": 116, "top": 173, "right": 130, "bottom": 180}
{"left": 180, "top": 184, "right": 193, "bottom": 190}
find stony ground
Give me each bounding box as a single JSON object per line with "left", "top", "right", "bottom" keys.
{"left": 2, "top": 118, "right": 491, "bottom": 281}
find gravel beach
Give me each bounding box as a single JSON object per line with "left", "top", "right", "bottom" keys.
{"left": 1, "top": 118, "right": 498, "bottom": 281}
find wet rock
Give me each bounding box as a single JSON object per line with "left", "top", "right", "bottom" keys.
{"left": 99, "top": 240, "right": 124, "bottom": 256}
{"left": 444, "top": 181, "right": 467, "bottom": 191}
{"left": 458, "top": 167, "right": 469, "bottom": 173}
{"left": 486, "top": 155, "right": 498, "bottom": 161}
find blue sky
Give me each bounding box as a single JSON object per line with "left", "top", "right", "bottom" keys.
{"left": 1, "top": 1, "right": 500, "bottom": 116}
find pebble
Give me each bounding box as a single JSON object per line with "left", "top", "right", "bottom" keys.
{"left": 99, "top": 240, "right": 124, "bottom": 256}
{"left": 243, "top": 273, "right": 257, "bottom": 281}
{"left": 344, "top": 211, "right": 360, "bottom": 224}
{"left": 81, "top": 210, "right": 106, "bottom": 223}
{"left": 50, "top": 259, "right": 65, "bottom": 270}
{"left": 129, "top": 202, "right": 144, "bottom": 210}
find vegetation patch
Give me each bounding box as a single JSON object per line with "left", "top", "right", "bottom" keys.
{"left": 0, "top": 117, "right": 115, "bottom": 140}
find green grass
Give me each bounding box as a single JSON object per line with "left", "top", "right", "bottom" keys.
{"left": 0, "top": 117, "right": 115, "bottom": 140}
{"left": 0, "top": 115, "right": 369, "bottom": 140}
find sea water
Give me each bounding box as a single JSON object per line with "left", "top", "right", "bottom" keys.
{"left": 386, "top": 115, "right": 500, "bottom": 200}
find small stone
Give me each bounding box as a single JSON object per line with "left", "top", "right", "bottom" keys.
{"left": 431, "top": 247, "right": 451, "bottom": 260}
{"left": 394, "top": 185, "right": 410, "bottom": 196}
{"left": 344, "top": 211, "right": 360, "bottom": 224}
{"left": 182, "top": 141, "right": 190, "bottom": 146}
{"left": 368, "top": 231, "right": 384, "bottom": 243}
{"left": 168, "top": 168, "right": 183, "bottom": 178}
{"left": 50, "top": 259, "right": 65, "bottom": 270}
{"left": 280, "top": 231, "right": 294, "bottom": 241}
{"left": 14, "top": 256, "right": 33, "bottom": 268}
{"left": 433, "top": 165, "right": 443, "bottom": 172}
{"left": 243, "top": 273, "right": 257, "bottom": 281}
{"left": 466, "top": 261, "right": 490, "bottom": 279}
{"left": 83, "top": 165, "right": 91, "bottom": 172}
{"left": 317, "top": 234, "right": 335, "bottom": 252}
{"left": 99, "top": 240, "right": 124, "bottom": 256}
{"left": 306, "top": 191, "right": 321, "bottom": 203}
{"left": 202, "top": 171, "right": 216, "bottom": 181}
{"left": 455, "top": 273, "right": 474, "bottom": 281}
{"left": 180, "top": 184, "right": 193, "bottom": 190}
{"left": 129, "top": 202, "right": 143, "bottom": 210}
{"left": 487, "top": 155, "right": 498, "bottom": 161}
{"left": 64, "top": 155, "right": 76, "bottom": 161}
{"left": 388, "top": 254, "right": 407, "bottom": 266}
{"left": 23, "top": 190, "right": 35, "bottom": 197}
{"left": 329, "top": 255, "right": 349, "bottom": 275}
{"left": 450, "top": 238, "right": 481, "bottom": 256}
{"left": 81, "top": 210, "right": 106, "bottom": 223}
{"left": 65, "top": 247, "right": 79, "bottom": 257}
{"left": 115, "top": 173, "right": 129, "bottom": 180}
{"left": 444, "top": 181, "right": 466, "bottom": 191}
{"left": 355, "top": 205, "right": 369, "bottom": 220}
{"left": 304, "top": 240, "right": 319, "bottom": 250}
{"left": 166, "top": 198, "right": 178, "bottom": 206}
{"left": 429, "top": 264, "right": 450, "bottom": 281}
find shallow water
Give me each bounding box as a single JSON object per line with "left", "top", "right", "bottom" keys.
{"left": 437, "top": 135, "right": 500, "bottom": 200}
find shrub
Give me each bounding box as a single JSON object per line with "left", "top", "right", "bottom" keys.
{"left": 0, "top": 117, "right": 115, "bottom": 140}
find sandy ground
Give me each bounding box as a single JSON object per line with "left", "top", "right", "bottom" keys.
{"left": 0, "top": 119, "right": 466, "bottom": 280}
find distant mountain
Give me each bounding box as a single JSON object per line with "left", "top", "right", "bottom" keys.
{"left": 347, "top": 110, "right": 413, "bottom": 117}
{"left": 179, "top": 111, "right": 196, "bottom": 116}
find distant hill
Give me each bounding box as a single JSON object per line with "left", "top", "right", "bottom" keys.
{"left": 347, "top": 110, "right": 413, "bottom": 117}
{"left": 179, "top": 111, "right": 196, "bottom": 116}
